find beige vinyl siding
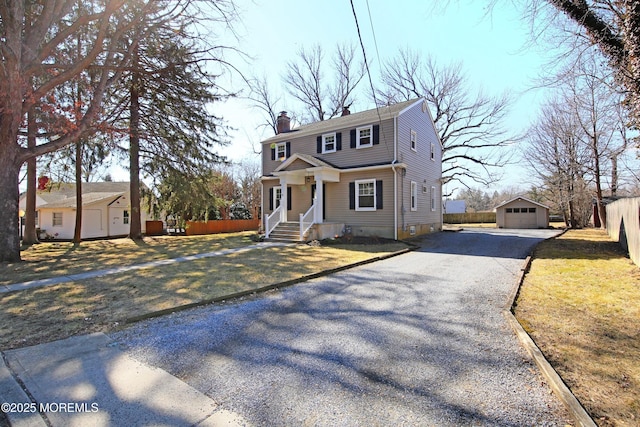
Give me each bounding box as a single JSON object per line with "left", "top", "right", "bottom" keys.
{"left": 323, "top": 169, "right": 395, "bottom": 238}
{"left": 396, "top": 101, "right": 442, "bottom": 234}
{"left": 262, "top": 117, "right": 396, "bottom": 175}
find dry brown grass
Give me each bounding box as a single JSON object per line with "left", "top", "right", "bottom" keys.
{"left": 0, "top": 233, "right": 407, "bottom": 350}
{"left": 515, "top": 228, "right": 640, "bottom": 426}
{"left": 1, "top": 232, "right": 257, "bottom": 286}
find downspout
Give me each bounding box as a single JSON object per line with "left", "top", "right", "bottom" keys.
{"left": 392, "top": 115, "right": 398, "bottom": 240}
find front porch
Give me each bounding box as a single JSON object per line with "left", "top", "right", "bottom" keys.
{"left": 263, "top": 154, "right": 341, "bottom": 242}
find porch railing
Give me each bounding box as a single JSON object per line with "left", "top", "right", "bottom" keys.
{"left": 299, "top": 202, "right": 316, "bottom": 240}
{"left": 264, "top": 206, "right": 281, "bottom": 238}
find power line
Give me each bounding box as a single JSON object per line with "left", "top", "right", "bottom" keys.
{"left": 349, "top": 0, "right": 390, "bottom": 157}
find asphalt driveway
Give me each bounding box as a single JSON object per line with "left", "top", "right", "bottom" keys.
{"left": 110, "top": 228, "right": 572, "bottom": 426}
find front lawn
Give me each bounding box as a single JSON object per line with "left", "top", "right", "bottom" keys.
{"left": 0, "top": 233, "right": 408, "bottom": 350}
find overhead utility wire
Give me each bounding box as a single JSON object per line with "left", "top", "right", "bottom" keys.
{"left": 349, "top": 0, "right": 391, "bottom": 158}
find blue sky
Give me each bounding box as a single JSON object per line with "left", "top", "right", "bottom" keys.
{"left": 203, "top": 0, "right": 551, "bottom": 194}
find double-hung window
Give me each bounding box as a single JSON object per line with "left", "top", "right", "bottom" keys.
{"left": 52, "top": 212, "right": 63, "bottom": 227}
{"left": 322, "top": 133, "right": 336, "bottom": 153}
{"left": 275, "top": 142, "right": 286, "bottom": 161}
{"left": 411, "top": 181, "right": 418, "bottom": 211}
{"left": 430, "top": 186, "right": 437, "bottom": 211}
{"left": 430, "top": 143, "right": 435, "bottom": 161}
{"left": 410, "top": 130, "right": 417, "bottom": 151}
{"left": 356, "top": 126, "right": 373, "bottom": 148}
{"left": 356, "top": 179, "right": 376, "bottom": 211}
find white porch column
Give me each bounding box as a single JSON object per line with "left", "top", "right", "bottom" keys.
{"left": 315, "top": 178, "right": 324, "bottom": 224}
{"left": 279, "top": 176, "right": 288, "bottom": 223}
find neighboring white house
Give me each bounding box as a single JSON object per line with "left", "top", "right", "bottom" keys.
{"left": 495, "top": 197, "right": 550, "bottom": 229}
{"left": 18, "top": 182, "right": 150, "bottom": 240}
{"left": 444, "top": 200, "right": 466, "bottom": 214}
{"left": 261, "top": 98, "right": 443, "bottom": 241}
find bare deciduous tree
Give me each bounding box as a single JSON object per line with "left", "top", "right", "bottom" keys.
{"left": 525, "top": 98, "right": 592, "bottom": 227}
{"left": 377, "top": 48, "right": 517, "bottom": 192}
{"left": 284, "top": 43, "right": 365, "bottom": 122}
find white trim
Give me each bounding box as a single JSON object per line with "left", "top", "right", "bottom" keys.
{"left": 356, "top": 125, "right": 373, "bottom": 149}
{"left": 430, "top": 142, "right": 435, "bottom": 161}
{"left": 410, "top": 130, "right": 417, "bottom": 152}
{"left": 398, "top": 98, "right": 425, "bottom": 116}
{"left": 355, "top": 179, "right": 376, "bottom": 211}
{"left": 322, "top": 132, "right": 337, "bottom": 153}
{"left": 410, "top": 181, "right": 418, "bottom": 211}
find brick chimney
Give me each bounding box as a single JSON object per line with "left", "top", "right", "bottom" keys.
{"left": 276, "top": 111, "right": 290, "bottom": 134}
{"left": 341, "top": 106, "right": 351, "bottom": 116}
{"left": 37, "top": 176, "right": 50, "bottom": 190}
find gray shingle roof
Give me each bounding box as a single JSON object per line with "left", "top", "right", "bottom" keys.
{"left": 34, "top": 182, "right": 131, "bottom": 208}
{"left": 262, "top": 98, "right": 423, "bottom": 144}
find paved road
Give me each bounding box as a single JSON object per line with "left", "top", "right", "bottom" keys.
{"left": 113, "top": 228, "right": 573, "bottom": 426}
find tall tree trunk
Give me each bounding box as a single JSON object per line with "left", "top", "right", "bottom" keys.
{"left": 0, "top": 146, "right": 22, "bottom": 262}
{"left": 73, "top": 140, "right": 83, "bottom": 243}
{"left": 23, "top": 106, "right": 39, "bottom": 245}
{"left": 129, "top": 47, "right": 142, "bottom": 240}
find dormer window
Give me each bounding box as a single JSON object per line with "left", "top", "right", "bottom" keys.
{"left": 356, "top": 126, "right": 373, "bottom": 148}
{"left": 322, "top": 133, "right": 336, "bottom": 153}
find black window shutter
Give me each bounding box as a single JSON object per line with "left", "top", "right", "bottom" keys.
{"left": 285, "top": 141, "right": 291, "bottom": 158}
{"left": 376, "top": 180, "right": 383, "bottom": 209}
{"left": 287, "top": 186, "right": 292, "bottom": 210}
{"left": 350, "top": 129, "right": 356, "bottom": 148}
{"left": 311, "top": 184, "right": 316, "bottom": 204}
{"left": 271, "top": 146, "right": 275, "bottom": 161}
{"left": 349, "top": 182, "right": 355, "bottom": 210}
{"left": 317, "top": 136, "right": 322, "bottom": 153}
{"left": 373, "top": 125, "right": 380, "bottom": 145}
{"left": 336, "top": 132, "right": 342, "bottom": 151}
{"left": 269, "top": 187, "right": 274, "bottom": 210}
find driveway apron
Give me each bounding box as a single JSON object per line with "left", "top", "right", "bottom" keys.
{"left": 111, "top": 228, "right": 572, "bottom": 426}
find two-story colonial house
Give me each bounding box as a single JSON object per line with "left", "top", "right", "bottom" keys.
{"left": 261, "top": 98, "right": 442, "bottom": 241}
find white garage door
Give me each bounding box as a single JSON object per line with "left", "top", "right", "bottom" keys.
{"left": 504, "top": 207, "right": 538, "bottom": 228}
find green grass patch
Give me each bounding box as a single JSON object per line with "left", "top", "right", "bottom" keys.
{"left": 515, "top": 228, "right": 640, "bottom": 426}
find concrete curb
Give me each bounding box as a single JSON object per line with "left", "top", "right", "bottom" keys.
{"left": 125, "top": 244, "right": 418, "bottom": 325}
{"left": 505, "top": 230, "right": 597, "bottom": 427}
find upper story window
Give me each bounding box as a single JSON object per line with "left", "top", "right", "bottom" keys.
{"left": 410, "top": 130, "right": 417, "bottom": 151}
{"left": 276, "top": 142, "right": 286, "bottom": 160}
{"left": 323, "top": 133, "right": 336, "bottom": 153}
{"left": 431, "top": 143, "right": 435, "bottom": 161}
{"left": 356, "top": 125, "right": 373, "bottom": 148}
{"left": 270, "top": 141, "right": 291, "bottom": 162}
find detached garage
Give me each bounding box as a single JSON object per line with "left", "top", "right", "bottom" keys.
{"left": 495, "top": 197, "right": 550, "bottom": 229}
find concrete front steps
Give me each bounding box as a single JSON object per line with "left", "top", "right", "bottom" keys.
{"left": 267, "top": 222, "right": 306, "bottom": 243}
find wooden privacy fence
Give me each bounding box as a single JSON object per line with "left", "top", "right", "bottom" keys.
{"left": 606, "top": 197, "right": 640, "bottom": 267}
{"left": 185, "top": 219, "right": 260, "bottom": 236}
{"left": 443, "top": 212, "right": 496, "bottom": 224}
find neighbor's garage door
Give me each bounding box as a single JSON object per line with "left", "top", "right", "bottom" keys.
{"left": 504, "top": 207, "right": 538, "bottom": 228}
